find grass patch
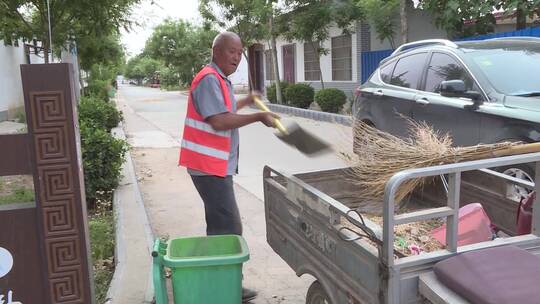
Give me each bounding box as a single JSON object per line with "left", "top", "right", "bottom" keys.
{"left": 15, "top": 109, "right": 27, "bottom": 124}
{"left": 89, "top": 210, "right": 115, "bottom": 303}
{"left": 0, "top": 187, "right": 35, "bottom": 205}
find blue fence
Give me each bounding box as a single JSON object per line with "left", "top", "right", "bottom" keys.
{"left": 360, "top": 26, "right": 540, "bottom": 84}
{"left": 361, "top": 49, "right": 393, "bottom": 83}
{"left": 458, "top": 26, "right": 540, "bottom": 41}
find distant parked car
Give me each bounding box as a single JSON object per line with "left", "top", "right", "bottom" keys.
{"left": 354, "top": 38, "right": 540, "bottom": 200}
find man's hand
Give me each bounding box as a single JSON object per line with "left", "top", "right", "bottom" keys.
{"left": 258, "top": 112, "right": 280, "bottom": 128}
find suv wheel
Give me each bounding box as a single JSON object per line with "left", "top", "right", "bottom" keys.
{"left": 501, "top": 164, "right": 535, "bottom": 202}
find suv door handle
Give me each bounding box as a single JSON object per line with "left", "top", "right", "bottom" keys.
{"left": 373, "top": 90, "right": 384, "bottom": 97}
{"left": 415, "top": 97, "right": 430, "bottom": 105}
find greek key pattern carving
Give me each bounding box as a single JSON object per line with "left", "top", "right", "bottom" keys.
{"left": 35, "top": 128, "right": 70, "bottom": 164}
{"left": 30, "top": 91, "right": 67, "bottom": 130}
{"left": 42, "top": 199, "right": 76, "bottom": 237}
{"left": 46, "top": 236, "right": 81, "bottom": 273}
{"left": 30, "top": 90, "right": 85, "bottom": 303}
{"left": 49, "top": 270, "right": 83, "bottom": 303}
{"left": 39, "top": 165, "right": 74, "bottom": 200}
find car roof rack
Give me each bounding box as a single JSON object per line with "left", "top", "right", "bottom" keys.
{"left": 391, "top": 39, "right": 458, "bottom": 56}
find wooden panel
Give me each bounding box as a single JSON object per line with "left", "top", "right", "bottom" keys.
{"left": 21, "top": 63, "right": 93, "bottom": 304}
{"left": 0, "top": 207, "right": 46, "bottom": 303}
{"left": 0, "top": 134, "right": 32, "bottom": 176}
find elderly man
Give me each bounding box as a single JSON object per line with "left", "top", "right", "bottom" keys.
{"left": 179, "top": 32, "right": 277, "bottom": 302}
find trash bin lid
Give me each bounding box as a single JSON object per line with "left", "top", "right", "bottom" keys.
{"left": 163, "top": 235, "right": 249, "bottom": 268}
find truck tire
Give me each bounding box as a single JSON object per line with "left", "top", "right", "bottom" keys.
{"left": 306, "top": 281, "right": 331, "bottom": 304}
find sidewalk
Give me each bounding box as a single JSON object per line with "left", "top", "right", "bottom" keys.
{"left": 107, "top": 91, "right": 314, "bottom": 303}
{"left": 130, "top": 148, "right": 312, "bottom": 303}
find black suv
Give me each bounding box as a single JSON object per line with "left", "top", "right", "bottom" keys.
{"left": 353, "top": 38, "right": 540, "bottom": 200}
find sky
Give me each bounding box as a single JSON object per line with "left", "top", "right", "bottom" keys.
{"left": 121, "top": 0, "right": 202, "bottom": 58}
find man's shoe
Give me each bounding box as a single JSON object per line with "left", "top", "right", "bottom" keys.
{"left": 242, "top": 288, "right": 258, "bottom": 303}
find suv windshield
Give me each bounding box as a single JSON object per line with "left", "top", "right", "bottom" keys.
{"left": 465, "top": 46, "right": 540, "bottom": 96}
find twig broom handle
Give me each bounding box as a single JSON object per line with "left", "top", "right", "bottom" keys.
{"left": 482, "top": 142, "right": 540, "bottom": 158}
{"left": 253, "top": 96, "right": 289, "bottom": 135}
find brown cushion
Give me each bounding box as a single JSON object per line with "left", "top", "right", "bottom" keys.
{"left": 434, "top": 245, "right": 540, "bottom": 304}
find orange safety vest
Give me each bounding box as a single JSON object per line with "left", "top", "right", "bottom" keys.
{"left": 178, "top": 66, "right": 233, "bottom": 177}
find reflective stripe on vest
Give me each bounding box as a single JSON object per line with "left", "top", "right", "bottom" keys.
{"left": 184, "top": 117, "right": 231, "bottom": 138}
{"left": 181, "top": 139, "right": 229, "bottom": 160}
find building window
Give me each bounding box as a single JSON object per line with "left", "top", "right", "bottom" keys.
{"left": 265, "top": 49, "right": 274, "bottom": 81}
{"left": 332, "top": 34, "right": 352, "bottom": 81}
{"left": 304, "top": 42, "right": 320, "bottom": 81}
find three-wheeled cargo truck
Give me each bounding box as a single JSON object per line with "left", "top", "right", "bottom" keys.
{"left": 263, "top": 152, "right": 540, "bottom": 303}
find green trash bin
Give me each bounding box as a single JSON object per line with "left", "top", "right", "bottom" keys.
{"left": 153, "top": 235, "right": 250, "bottom": 304}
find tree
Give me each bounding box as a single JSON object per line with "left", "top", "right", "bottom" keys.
{"left": 399, "top": 0, "right": 408, "bottom": 44}
{"left": 158, "top": 66, "right": 181, "bottom": 89}
{"left": 504, "top": 0, "right": 540, "bottom": 29}
{"left": 124, "top": 55, "right": 162, "bottom": 85}
{"left": 200, "top": 0, "right": 270, "bottom": 47}
{"left": 278, "top": 0, "right": 363, "bottom": 88}
{"left": 0, "top": 0, "right": 141, "bottom": 63}
{"left": 76, "top": 33, "right": 126, "bottom": 72}
{"left": 143, "top": 19, "right": 217, "bottom": 85}
{"left": 268, "top": 6, "right": 283, "bottom": 104}
{"left": 357, "top": 0, "right": 400, "bottom": 48}
{"left": 420, "top": 0, "right": 497, "bottom": 38}
{"left": 199, "top": 0, "right": 286, "bottom": 104}
{"left": 420, "top": 0, "right": 540, "bottom": 37}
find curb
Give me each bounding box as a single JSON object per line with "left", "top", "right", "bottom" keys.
{"left": 105, "top": 105, "right": 155, "bottom": 303}
{"left": 263, "top": 103, "right": 353, "bottom": 126}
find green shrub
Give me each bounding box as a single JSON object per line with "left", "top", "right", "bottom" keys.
{"left": 14, "top": 108, "right": 26, "bottom": 124}
{"left": 315, "top": 88, "right": 347, "bottom": 113}
{"left": 79, "top": 96, "right": 123, "bottom": 132}
{"left": 84, "top": 79, "right": 111, "bottom": 101}
{"left": 266, "top": 82, "right": 289, "bottom": 104}
{"left": 80, "top": 121, "right": 129, "bottom": 208}
{"left": 285, "top": 83, "right": 314, "bottom": 109}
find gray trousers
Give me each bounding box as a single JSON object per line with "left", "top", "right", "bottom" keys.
{"left": 190, "top": 175, "right": 242, "bottom": 236}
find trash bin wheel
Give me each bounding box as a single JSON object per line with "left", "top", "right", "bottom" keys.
{"left": 306, "top": 280, "right": 331, "bottom": 304}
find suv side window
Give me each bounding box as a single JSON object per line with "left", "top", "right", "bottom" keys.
{"left": 379, "top": 61, "right": 396, "bottom": 83}
{"left": 425, "top": 52, "right": 479, "bottom": 93}
{"left": 390, "top": 53, "right": 428, "bottom": 89}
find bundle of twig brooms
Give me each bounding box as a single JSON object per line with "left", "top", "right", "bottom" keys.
{"left": 346, "top": 120, "right": 540, "bottom": 203}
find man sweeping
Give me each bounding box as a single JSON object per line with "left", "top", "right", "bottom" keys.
{"left": 178, "top": 31, "right": 278, "bottom": 302}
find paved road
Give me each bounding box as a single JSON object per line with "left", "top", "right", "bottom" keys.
{"left": 117, "top": 84, "right": 352, "bottom": 303}
{"left": 119, "top": 84, "right": 352, "bottom": 198}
